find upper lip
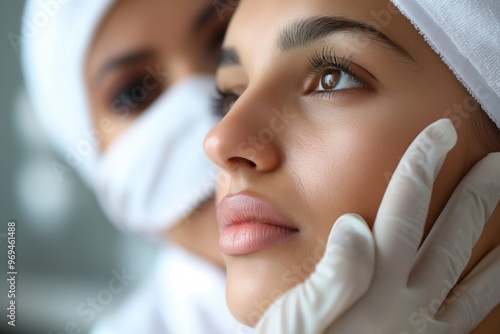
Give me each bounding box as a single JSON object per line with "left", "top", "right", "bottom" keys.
{"left": 216, "top": 192, "right": 299, "bottom": 232}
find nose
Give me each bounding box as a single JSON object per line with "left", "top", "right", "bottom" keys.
{"left": 204, "top": 90, "right": 286, "bottom": 174}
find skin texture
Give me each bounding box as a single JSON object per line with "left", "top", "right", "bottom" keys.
{"left": 85, "top": 0, "right": 231, "bottom": 267}
{"left": 204, "top": 0, "right": 500, "bottom": 330}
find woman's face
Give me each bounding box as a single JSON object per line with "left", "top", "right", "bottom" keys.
{"left": 85, "top": 0, "right": 230, "bottom": 150}
{"left": 204, "top": 0, "right": 497, "bottom": 326}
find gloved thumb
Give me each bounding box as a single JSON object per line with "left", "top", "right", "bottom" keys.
{"left": 254, "top": 214, "right": 375, "bottom": 334}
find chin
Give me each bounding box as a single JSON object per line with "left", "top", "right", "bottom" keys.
{"left": 225, "top": 240, "right": 326, "bottom": 326}
{"left": 226, "top": 272, "right": 271, "bottom": 327}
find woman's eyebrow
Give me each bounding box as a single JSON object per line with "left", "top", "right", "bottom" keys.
{"left": 278, "top": 16, "right": 414, "bottom": 61}
{"left": 95, "top": 50, "right": 154, "bottom": 84}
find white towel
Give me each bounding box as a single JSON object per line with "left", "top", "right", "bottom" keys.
{"left": 21, "top": 0, "right": 118, "bottom": 185}
{"left": 391, "top": 0, "right": 500, "bottom": 129}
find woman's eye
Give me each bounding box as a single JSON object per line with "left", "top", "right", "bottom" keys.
{"left": 306, "top": 47, "right": 368, "bottom": 95}
{"left": 316, "top": 68, "right": 364, "bottom": 92}
{"left": 109, "top": 78, "right": 165, "bottom": 115}
{"left": 213, "top": 89, "right": 239, "bottom": 116}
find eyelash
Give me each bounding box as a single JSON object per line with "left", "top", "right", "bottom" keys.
{"left": 212, "top": 47, "right": 368, "bottom": 116}
{"left": 306, "top": 46, "right": 367, "bottom": 97}
{"left": 212, "top": 88, "right": 238, "bottom": 117}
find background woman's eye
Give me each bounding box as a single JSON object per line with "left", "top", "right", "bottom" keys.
{"left": 109, "top": 77, "right": 165, "bottom": 115}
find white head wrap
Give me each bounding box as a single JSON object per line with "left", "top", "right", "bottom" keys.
{"left": 390, "top": 0, "right": 500, "bottom": 129}
{"left": 21, "top": 0, "right": 118, "bottom": 185}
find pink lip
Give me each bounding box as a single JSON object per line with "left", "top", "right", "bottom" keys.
{"left": 217, "top": 193, "right": 299, "bottom": 255}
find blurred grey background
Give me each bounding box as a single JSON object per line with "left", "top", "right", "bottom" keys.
{"left": 0, "top": 1, "right": 158, "bottom": 333}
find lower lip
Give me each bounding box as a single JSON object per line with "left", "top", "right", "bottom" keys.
{"left": 219, "top": 222, "right": 297, "bottom": 255}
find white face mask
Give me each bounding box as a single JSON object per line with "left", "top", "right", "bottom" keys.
{"left": 94, "top": 76, "right": 219, "bottom": 237}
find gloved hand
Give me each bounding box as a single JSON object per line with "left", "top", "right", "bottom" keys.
{"left": 253, "top": 119, "right": 500, "bottom": 334}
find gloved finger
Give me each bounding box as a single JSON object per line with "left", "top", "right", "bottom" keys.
{"left": 409, "top": 153, "right": 500, "bottom": 315}
{"left": 374, "top": 119, "right": 457, "bottom": 281}
{"left": 434, "top": 246, "right": 500, "bottom": 334}
{"left": 254, "top": 214, "right": 375, "bottom": 334}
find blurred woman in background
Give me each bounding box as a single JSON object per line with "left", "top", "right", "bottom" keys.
{"left": 22, "top": 0, "right": 240, "bottom": 333}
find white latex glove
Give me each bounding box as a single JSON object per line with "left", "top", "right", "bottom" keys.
{"left": 249, "top": 214, "right": 375, "bottom": 334}
{"left": 253, "top": 119, "right": 500, "bottom": 334}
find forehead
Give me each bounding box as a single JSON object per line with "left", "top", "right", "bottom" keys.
{"left": 87, "top": 0, "right": 211, "bottom": 74}
{"left": 224, "top": 0, "right": 420, "bottom": 60}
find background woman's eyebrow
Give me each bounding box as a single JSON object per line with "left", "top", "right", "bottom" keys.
{"left": 192, "top": 2, "right": 219, "bottom": 32}
{"left": 278, "top": 16, "right": 413, "bottom": 61}
{"left": 95, "top": 50, "right": 154, "bottom": 84}
{"left": 191, "top": 2, "right": 232, "bottom": 51}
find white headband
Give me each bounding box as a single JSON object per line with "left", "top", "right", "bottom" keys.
{"left": 391, "top": 0, "right": 500, "bottom": 129}
{"left": 22, "top": 0, "right": 118, "bottom": 185}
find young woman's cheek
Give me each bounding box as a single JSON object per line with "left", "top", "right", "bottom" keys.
{"left": 301, "top": 95, "right": 474, "bottom": 241}
{"left": 285, "top": 124, "right": 391, "bottom": 232}
{"left": 285, "top": 96, "right": 447, "bottom": 235}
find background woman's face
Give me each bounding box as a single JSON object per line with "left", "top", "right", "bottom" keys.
{"left": 205, "top": 0, "right": 499, "bottom": 326}
{"left": 85, "top": 0, "right": 229, "bottom": 150}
